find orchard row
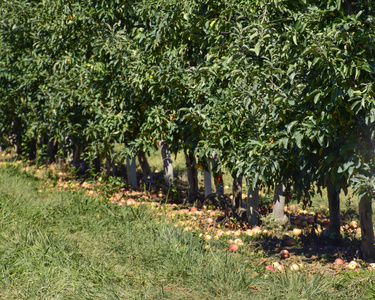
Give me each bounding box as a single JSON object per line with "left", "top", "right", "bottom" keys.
{"left": 1, "top": 1, "right": 375, "bottom": 256}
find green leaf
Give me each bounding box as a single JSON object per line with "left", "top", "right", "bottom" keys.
{"left": 314, "top": 92, "right": 321, "bottom": 103}
{"left": 293, "top": 34, "right": 297, "bottom": 46}
{"left": 254, "top": 41, "right": 261, "bottom": 56}
{"left": 292, "top": 131, "right": 302, "bottom": 148}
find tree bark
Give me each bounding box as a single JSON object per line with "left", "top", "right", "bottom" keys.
{"left": 247, "top": 186, "right": 260, "bottom": 226}
{"left": 211, "top": 151, "right": 223, "bottom": 194}
{"left": 203, "top": 157, "right": 212, "bottom": 197}
{"left": 27, "top": 138, "right": 37, "bottom": 160}
{"left": 327, "top": 180, "right": 341, "bottom": 239}
{"left": 184, "top": 149, "right": 199, "bottom": 204}
{"left": 46, "top": 139, "right": 58, "bottom": 164}
{"left": 138, "top": 150, "right": 152, "bottom": 183}
{"left": 359, "top": 194, "right": 375, "bottom": 260}
{"left": 272, "top": 184, "right": 287, "bottom": 222}
{"left": 159, "top": 140, "right": 174, "bottom": 189}
{"left": 92, "top": 154, "right": 101, "bottom": 174}
{"left": 232, "top": 176, "right": 243, "bottom": 214}
{"left": 345, "top": 0, "right": 353, "bottom": 15}
{"left": 105, "top": 154, "right": 116, "bottom": 176}
{"left": 73, "top": 145, "right": 82, "bottom": 167}
{"left": 126, "top": 155, "right": 138, "bottom": 188}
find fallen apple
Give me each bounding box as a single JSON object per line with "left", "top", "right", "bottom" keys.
{"left": 266, "top": 265, "right": 275, "bottom": 272}
{"left": 126, "top": 198, "right": 136, "bottom": 205}
{"left": 286, "top": 239, "right": 295, "bottom": 246}
{"left": 234, "top": 238, "right": 244, "bottom": 245}
{"left": 204, "top": 234, "right": 212, "bottom": 240}
{"left": 334, "top": 258, "right": 344, "bottom": 265}
{"left": 245, "top": 229, "right": 254, "bottom": 236}
{"left": 280, "top": 249, "right": 290, "bottom": 259}
{"left": 292, "top": 228, "right": 302, "bottom": 236}
{"left": 229, "top": 244, "right": 239, "bottom": 252}
{"left": 273, "top": 262, "right": 281, "bottom": 267}
{"left": 252, "top": 226, "right": 261, "bottom": 234}
{"left": 349, "top": 220, "right": 358, "bottom": 229}
{"left": 290, "top": 263, "right": 300, "bottom": 271}
{"left": 275, "top": 263, "right": 284, "bottom": 272}
{"left": 190, "top": 207, "right": 198, "bottom": 213}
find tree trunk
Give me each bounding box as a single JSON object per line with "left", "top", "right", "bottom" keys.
{"left": 27, "top": 138, "right": 37, "bottom": 160}
{"left": 211, "top": 151, "right": 223, "bottom": 194}
{"left": 159, "top": 140, "right": 174, "bottom": 189}
{"left": 57, "top": 142, "right": 65, "bottom": 169}
{"left": 73, "top": 145, "right": 82, "bottom": 167}
{"left": 92, "top": 154, "right": 101, "bottom": 174}
{"left": 327, "top": 180, "right": 341, "bottom": 239}
{"left": 105, "top": 154, "right": 116, "bottom": 176}
{"left": 46, "top": 139, "right": 58, "bottom": 163}
{"left": 232, "top": 176, "right": 243, "bottom": 214}
{"left": 345, "top": 0, "right": 353, "bottom": 15}
{"left": 138, "top": 150, "right": 152, "bottom": 183}
{"left": 247, "top": 186, "right": 260, "bottom": 226}
{"left": 184, "top": 149, "right": 199, "bottom": 204}
{"left": 359, "top": 194, "right": 375, "bottom": 260}
{"left": 272, "top": 184, "right": 287, "bottom": 223}
{"left": 126, "top": 155, "right": 138, "bottom": 188}
{"left": 203, "top": 157, "right": 212, "bottom": 197}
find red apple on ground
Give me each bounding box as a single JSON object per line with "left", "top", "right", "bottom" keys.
{"left": 266, "top": 265, "right": 275, "bottom": 272}
{"left": 334, "top": 258, "right": 344, "bottom": 265}
{"left": 229, "top": 244, "right": 239, "bottom": 252}
{"left": 126, "top": 198, "right": 135, "bottom": 205}
{"left": 280, "top": 249, "right": 290, "bottom": 259}
{"left": 190, "top": 207, "right": 198, "bottom": 213}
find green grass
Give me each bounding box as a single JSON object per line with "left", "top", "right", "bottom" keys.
{"left": 1, "top": 164, "right": 375, "bottom": 299}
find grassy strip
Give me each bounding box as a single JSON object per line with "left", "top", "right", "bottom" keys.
{"left": 0, "top": 164, "right": 374, "bottom": 299}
